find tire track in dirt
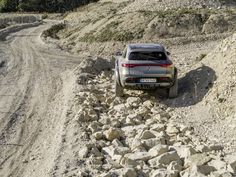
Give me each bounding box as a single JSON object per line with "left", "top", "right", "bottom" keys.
{"left": 0, "top": 22, "right": 81, "bottom": 177}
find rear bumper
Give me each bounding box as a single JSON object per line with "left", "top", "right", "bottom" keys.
{"left": 121, "top": 76, "right": 174, "bottom": 89}
{"left": 124, "top": 82, "right": 172, "bottom": 89}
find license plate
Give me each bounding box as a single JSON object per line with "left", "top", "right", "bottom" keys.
{"left": 140, "top": 78, "right": 156, "bottom": 83}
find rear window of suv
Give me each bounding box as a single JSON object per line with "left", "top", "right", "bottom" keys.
{"left": 129, "top": 52, "right": 167, "bottom": 61}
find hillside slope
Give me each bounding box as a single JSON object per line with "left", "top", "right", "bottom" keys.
{"left": 51, "top": 0, "right": 236, "bottom": 57}
{"left": 1, "top": 0, "right": 236, "bottom": 177}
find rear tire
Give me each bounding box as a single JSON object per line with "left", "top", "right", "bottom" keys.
{"left": 115, "top": 81, "right": 124, "bottom": 97}
{"left": 168, "top": 72, "right": 178, "bottom": 98}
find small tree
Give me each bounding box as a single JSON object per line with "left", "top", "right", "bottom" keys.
{"left": 0, "top": 0, "right": 18, "bottom": 12}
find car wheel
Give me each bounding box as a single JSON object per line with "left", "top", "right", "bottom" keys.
{"left": 168, "top": 74, "right": 178, "bottom": 98}
{"left": 115, "top": 80, "right": 124, "bottom": 97}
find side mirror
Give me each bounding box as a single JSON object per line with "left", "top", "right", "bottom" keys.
{"left": 166, "top": 51, "right": 171, "bottom": 55}
{"left": 115, "top": 51, "right": 122, "bottom": 56}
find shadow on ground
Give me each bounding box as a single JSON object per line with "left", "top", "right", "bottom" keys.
{"left": 163, "top": 65, "right": 216, "bottom": 108}
{"left": 129, "top": 65, "right": 217, "bottom": 107}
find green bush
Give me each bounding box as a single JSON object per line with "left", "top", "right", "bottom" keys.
{"left": 0, "top": 0, "right": 18, "bottom": 12}
{"left": 42, "top": 23, "right": 66, "bottom": 39}
{"left": 0, "top": 0, "right": 99, "bottom": 12}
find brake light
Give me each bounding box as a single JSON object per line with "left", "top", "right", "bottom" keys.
{"left": 121, "top": 63, "right": 172, "bottom": 68}
{"left": 159, "top": 77, "right": 169, "bottom": 81}
{"left": 122, "top": 64, "right": 136, "bottom": 68}
{"left": 159, "top": 64, "right": 172, "bottom": 67}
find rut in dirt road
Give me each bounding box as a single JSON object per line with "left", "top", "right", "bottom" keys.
{"left": 0, "top": 22, "right": 81, "bottom": 177}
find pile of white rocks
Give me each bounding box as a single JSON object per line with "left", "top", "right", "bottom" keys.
{"left": 74, "top": 58, "right": 236, "bottom": 177}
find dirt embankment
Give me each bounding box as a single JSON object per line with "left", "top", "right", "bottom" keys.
{"left": 0, "top": 14, "right": 41, "bottom": 28}
{"left": 0, "top": 14, "right": 43, "bottom": 39}
{"left": 41, "top": 0, "right": 236, "bottom": 57}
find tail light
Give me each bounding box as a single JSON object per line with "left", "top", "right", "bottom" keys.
{"left": 159, "top": 77, "right": 169, "bottom": 81}
{"left": 122, "top": 63, "right": 172, "bottom": 68}
{"left": 122, "top": 63, "right": 136, "bottom": 68}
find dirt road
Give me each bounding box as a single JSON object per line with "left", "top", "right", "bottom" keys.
{"left": 0, "top": 22, "right": 80, "bottom": 177}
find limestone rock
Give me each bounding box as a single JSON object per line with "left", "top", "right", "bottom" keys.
{"left": 116, "top": 146, "right": 131, "bottom": 155}
{"left": 166, "top": 124, "right": 179, "bottom": 134}
{"left": 185, "top": 153, "right": 212, "bottom": 167}
{"left": 93, "top": 131, "right": 103, "bottom": 140}
{"left": 126, "top": 113, "right": 143, "bottom": 125}
{"left": 88, "top": 121, "right": 101, "bottom": 133}
{"left": 180, "top": 167, "right": 206, "bottom": 177}
{"left": 173, "top": 146, "right": 197, "bottom": 158}
{"left": 148, "top": 151, "right": 180, "bottom": 167}
{"left": 150, "top": 169, "right": 167, "bottom": 177}
{"left": 88, "top": 157, "right": 103, "bottom": 166}
{"left": 196, "top": 145, "right": 211, "bottom": 153}
{"left": 76, "top": 108, "right": 98, "bottom": 122}
{"left": 120, "top": 157, "right": 139, "bottom": 168}
{"left": 79, "top": 147, "right": 89, "bottom": 158}
{"left": 210, "top": 145, "right": 224, "bottom": 151}
{"left": 179, "top": 124, "right": 190, "bottom": 133}
{"left": 167, "top": 161, "right": 183, "bottom": 171}
{"left": 181, "top": 165, "right": 216, "bottom": 176}
{"left": 209, "top": 171, "right": 233, "bottom": 177}
{"left": 112, "top": 139, "right": 124, "bottom": 147}
{"left": 130, "top": 138, "right": 144, "bottom": 150}
{"left": 151, "top": 124, "right": 166, "bottom": 132}
{"left": 224, "top": 154, "right": 236, "bottom": 173}
{"left": 208, "top": 159, "right": 227, "bottom": 171}
{"left": 142, "top": 138, "right": 166, "bottom": 150}
{"left": 126, "top": 152, "right": 151, "bottom": 162}
{"left": 102, "top": 146, "right": 119, "bottom": 157}
{"left": 148, "top": 145, "right": 169, "bottom": 158}
{"left": 104, "top": 128, "right": 121, "bottom": 141}
{"left": 121, "top": 168, "right": 138, "bottom": 177}
{"left": 126, "top": 97, "right": 141, "bottom": 108}
{"left": 191, "top": 165, "right": 216, "bottom": 175}
{"left": 113, "top": 104, "right": 126, "bottom": 112}
{"left": 140, "top": 130, "right": 156, "bottom": 140}
{"left": 143, "top": 100, "right": 154, "bottom": 108}
{"left": 90, "top": 147, "right": 102, "bottom": 157}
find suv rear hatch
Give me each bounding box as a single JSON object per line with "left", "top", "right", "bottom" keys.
{"left": 123, "top": 51, "right": 172, "bottom": 77}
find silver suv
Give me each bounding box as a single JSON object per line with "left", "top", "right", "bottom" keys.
{"left": 114, "top": 44, "right": 178, "bottom": 98}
